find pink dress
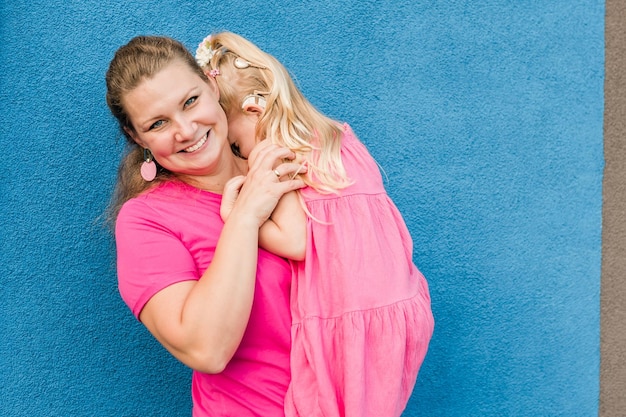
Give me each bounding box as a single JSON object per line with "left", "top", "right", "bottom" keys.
{"left": 284, "top": 124, "right": 434, "bottom": 417}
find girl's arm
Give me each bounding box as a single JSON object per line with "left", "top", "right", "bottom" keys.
{"left": 221, "top": 140, "right": 307, "bottom": 261}
{"left": 258, "top": 189, "right": 307, "bottom": 261}
{"left": 137, "top": 145, "right": 304, "bottom": 374}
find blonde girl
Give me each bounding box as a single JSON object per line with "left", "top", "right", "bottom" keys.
{"left": 197, "top": 32, "right": 434, "bottom": 417}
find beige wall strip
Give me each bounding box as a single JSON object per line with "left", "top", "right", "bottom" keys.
{"left": 601, "top": 1, "right": 626, "bottom": 415}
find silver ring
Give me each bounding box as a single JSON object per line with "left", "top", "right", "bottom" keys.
{"left": 273, "top": 169, "right": 281, "bottom": 178}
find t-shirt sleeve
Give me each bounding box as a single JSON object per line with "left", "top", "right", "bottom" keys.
{"left": 115, "top": 198, "right": 199, "bottom": 320}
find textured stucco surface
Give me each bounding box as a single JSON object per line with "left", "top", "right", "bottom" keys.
{"left": 0, "top": 1, "right": 604, "bottom": 416}
{"left": 601, "top": 0, "right": 626, "bottom": 415}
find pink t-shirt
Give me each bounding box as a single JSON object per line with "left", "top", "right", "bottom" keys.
{"left": 116, "top": 180, "right": 291, "bottom": 417}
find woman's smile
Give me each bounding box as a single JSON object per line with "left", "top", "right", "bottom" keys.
{"left": 181, "top": 131, "right": 209, "bottom": 153}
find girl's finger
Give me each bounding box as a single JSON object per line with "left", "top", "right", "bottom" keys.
{"left": 223, "top": 175, "right": 245, "bottom": 197}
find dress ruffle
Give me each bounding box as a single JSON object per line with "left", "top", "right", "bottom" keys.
{"left": 286, "top": 287, "right": 433, "bottom": 417}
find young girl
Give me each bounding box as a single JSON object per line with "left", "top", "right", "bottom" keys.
{"left": 197, "top": 32, "right": 435, "bottom": 417}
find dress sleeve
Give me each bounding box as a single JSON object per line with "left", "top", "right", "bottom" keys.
{"left": 115, "top": 198, "right": 199, "bottom": 320}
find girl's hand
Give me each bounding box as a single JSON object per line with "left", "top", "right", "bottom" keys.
{"left": 220, "top": 176, "right": 244, "bottom": 223}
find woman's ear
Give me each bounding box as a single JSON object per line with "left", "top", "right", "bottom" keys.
{"left": 206, "top": 76, "right": 220, "bottom": 100}
{"left": 123, "top": 126, "right": 145, "bottom": 147}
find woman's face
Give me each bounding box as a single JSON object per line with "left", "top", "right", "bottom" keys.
{"left": 123, "top": 60, "right": 230, "bottom": 178}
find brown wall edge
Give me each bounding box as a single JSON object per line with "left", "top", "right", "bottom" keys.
{"left": 600, "top": 1, "right": 626, "bottom": 415}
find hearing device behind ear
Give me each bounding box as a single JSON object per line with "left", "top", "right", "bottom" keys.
{"left": 241, "top": 94, "right": 266, "bottom": 110}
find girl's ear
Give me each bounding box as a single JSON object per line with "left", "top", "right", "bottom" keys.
{"left": 241, "top": 94, "right": 266, "bottom": 115}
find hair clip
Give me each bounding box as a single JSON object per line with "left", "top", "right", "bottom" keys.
{"left": 234, "top": 57, "right": 250, "bottom": 69}
{"left": 241, "top": 94, "right": 267, "bottom": 109}
{"left": 195, "top": 36, "right": 215, "bottom": 68}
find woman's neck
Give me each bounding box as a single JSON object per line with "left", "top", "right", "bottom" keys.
{"left": 175, "top": 155, "right": 248, "bottom": 194}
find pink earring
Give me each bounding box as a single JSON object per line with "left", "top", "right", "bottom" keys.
{"left": 140, "top": 148, "right": 157, "bottom": 182}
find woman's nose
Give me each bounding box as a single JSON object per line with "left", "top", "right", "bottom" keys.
{"left": 174, "top": 116, "right": 197, "bottom": 142}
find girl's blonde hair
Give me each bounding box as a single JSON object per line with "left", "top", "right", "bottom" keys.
{"left": 104, "top": 36, "right": 207, "bottom": 225}
{"left": 199, "top": 32, "right": 351, "bottom": 193}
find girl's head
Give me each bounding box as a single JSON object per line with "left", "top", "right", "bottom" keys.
{"left": 195, "top": 32, "right": 349, "bottom": 193}
{"left": 195, "top": 32, "right": 300, "bottom": 158}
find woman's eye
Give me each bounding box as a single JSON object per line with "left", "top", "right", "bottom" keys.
{"left": 184, "top": 96, "right": 198, "bottom": 108}
{"left": 149, "top": 120, "right": 165, "bottom": 130}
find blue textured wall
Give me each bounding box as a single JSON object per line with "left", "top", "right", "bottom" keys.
{"left": 0, "top": 1, "right": 603, "bottom": 416}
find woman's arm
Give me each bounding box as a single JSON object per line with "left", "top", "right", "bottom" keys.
{"left": 137, "top": 145, "right": 304, "bottom": 374}
{"left": 138, "top": 209, "right": 260, "bottom": 374}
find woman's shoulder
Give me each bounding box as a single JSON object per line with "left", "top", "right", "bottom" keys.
{"left": 118, "top": 180, "right": 220, "bottom": 226}
{"left": 118, "top": 182, "right": 174, "bottom": 218}
{"left": 126, "top": 180, "right": 216, "bottom": 205}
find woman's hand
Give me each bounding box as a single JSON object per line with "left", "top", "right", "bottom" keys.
{"left": 221, "top": 142, "right": 306, "bottom": 225}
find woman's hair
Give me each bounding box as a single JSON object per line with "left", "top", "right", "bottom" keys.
{"left": 104, "top": 35, "right": 208, "bottom": 225}
{"left": 199, "top": 32, "right": 351, "bottom": 193}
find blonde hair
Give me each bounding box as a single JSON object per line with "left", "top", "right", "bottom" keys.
{"left": 200, "top": 32, "right": 351, "bottom": 193}
{"left": 104, "top": 35, "right": 207, "bottom": 225}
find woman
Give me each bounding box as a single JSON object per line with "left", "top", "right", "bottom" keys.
{"left": 105, "top": 35, "right": 305, "bottom": 416}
